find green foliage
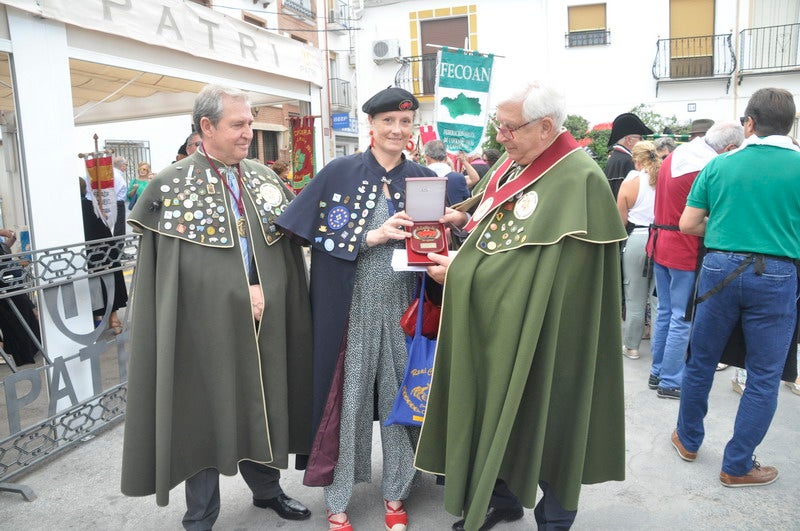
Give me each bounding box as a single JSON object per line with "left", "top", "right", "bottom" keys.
{"left": 629, "top": 103, "right": 684, "bottom": 135}
{"left": 482, "top": 113, "right": 505, "bottom": 154}
{"left": 588, "top": 129, "right": 611, "bottom": 170}
{"left": 564, "top": 114, "right": 589, "bottom": 140}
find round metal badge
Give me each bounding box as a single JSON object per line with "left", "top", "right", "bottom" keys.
{"left": 260, "top": 183, "right": 283, "bottom": 208}
{"left": 513, "top": 191, "right": 539, "bottom": 220}
{"left": 327, "top": 205, "right": 350, "bottom": 230}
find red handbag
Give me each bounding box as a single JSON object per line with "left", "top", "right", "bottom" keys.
{"left": 400, "top": 276, "right": 441, "bottom": 339}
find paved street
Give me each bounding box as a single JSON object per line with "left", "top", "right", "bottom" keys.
{"left": 0, "top": 340, "right": 797, "bottom": 530}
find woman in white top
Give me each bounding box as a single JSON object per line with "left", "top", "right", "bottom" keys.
{"left": 617, "top": 140, "right": 661, "bottom": 360}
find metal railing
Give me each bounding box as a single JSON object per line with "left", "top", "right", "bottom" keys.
{"left": 104, "top": 140, "right": 150, "bottom": 185}
{"left": 652, "top": 33, "right": 736, "bottom": 95}
{"left": 739, "top": 22, "right": 800, "bottom": 73}
{"left": 394, "top": 53, "right": 437, "bottom": 97}
{"left": 283, "top": 0, "right": 314, "bottom": 20}
{"left": 328, "top": 0, "right": 351, "bottom": 29}
{"left": 0, "top": 234, "right": 138, "bottom": 499}
{"left": 329, "top": 77, "right": 352, "bottom": 110}
{"left": 652, "top": 33, "right": 736, "bottom": 80}
{"left": 565, "top": 29, "right": 611, "bottom": 47}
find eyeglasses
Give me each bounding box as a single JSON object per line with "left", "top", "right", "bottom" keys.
{"left": 491, "top": 118, "right": 537, "bottom": 140}
{"left": 739, "top": 116, "right": 748, "bottom": 126}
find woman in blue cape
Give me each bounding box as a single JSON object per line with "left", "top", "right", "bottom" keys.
{"left": 277, "top": 86, "right": 436, "bottom": 531}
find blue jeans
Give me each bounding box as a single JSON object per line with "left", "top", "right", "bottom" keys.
{"left": 650, "top": 263, "right": 696, "bottom": 390}
{"left": 677, "top": 252, "right": 797, "bottom": 476}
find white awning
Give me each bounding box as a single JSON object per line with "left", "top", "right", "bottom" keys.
{"left": 0, "top": 0, "right": 324, "bottom": 124}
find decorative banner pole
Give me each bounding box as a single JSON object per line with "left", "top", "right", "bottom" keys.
{"left": 78, "top": 134, "right": 116, "bottom": 229}
{"left": 289, "top": 116, "right": 316, "bottom": 193}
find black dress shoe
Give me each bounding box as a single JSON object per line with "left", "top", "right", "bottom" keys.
{"left": 253, "top": 494, "right": 311, "bottom": 520}
{"left": 452, "top": 506, "right": 524, "bottom": 530}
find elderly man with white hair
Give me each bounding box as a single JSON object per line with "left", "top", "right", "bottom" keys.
{"left": 415, "top": 80, "right": 628, "bottom": 531}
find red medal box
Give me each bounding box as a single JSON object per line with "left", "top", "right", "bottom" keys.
{"left": 405, "top": 177, "right": 448, "bottom": 266}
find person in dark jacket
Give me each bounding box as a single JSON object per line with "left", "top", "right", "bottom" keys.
{"left": 604, "top": 113, "right": 652, "bottom": 198}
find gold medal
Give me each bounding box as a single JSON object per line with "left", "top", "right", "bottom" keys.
{"left": 237, "top": 216, "right": 247, "bottom": 237}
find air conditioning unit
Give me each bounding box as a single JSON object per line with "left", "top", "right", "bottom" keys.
{"left": 348, "top": 53, "right": 357, "bottom": 67}
{"left": 372, "top": 39, "right": 401, "bottom": 63}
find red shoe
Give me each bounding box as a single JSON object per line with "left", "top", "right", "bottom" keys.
{"left": 384, "top": 500, "right": 407, "bottom": 531}
{"left": 327, "top": 511, "right": 353, "bottom": 531}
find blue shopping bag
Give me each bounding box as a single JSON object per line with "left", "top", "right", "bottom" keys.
{"left": 385, "top": 274, "right": 436, "bottom": 427}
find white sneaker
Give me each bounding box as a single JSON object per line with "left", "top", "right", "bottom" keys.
{"left": 784, "top": 381, "right": 800, "bottom": 396}
{"left": 623, "top": 346, "right": 640, "bottom": 360}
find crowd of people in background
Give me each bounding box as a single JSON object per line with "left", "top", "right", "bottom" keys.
{"left": 612, "top": 89, "right": 800, "bottom": 493}
{"left": 3, "top": 77, "right": 796, "bottom": 531}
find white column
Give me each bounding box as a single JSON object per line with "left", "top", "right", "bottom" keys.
{"left": 7, "top": 7, "right": 96, "bottom": 407}
{"left": 309, "top": 84, "right": 327, "bottom": 168}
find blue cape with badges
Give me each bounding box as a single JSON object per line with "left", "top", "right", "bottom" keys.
{"left": 276, "top": 148, "right": 435, "bottom": 435}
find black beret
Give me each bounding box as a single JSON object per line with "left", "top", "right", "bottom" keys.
{"left": 361, "top": 86, "right": 419, "bottom": 115}
{"left": 608, "top": 113, "right": 653, "bottom": 146}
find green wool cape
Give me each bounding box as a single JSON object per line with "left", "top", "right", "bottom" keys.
{"left": 415, "top": 147, "right": 628, "bottom": 530}
{"left": 120, "top": 153, "right": 313, "bottom": 506}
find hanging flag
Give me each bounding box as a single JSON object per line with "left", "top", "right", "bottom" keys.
{"left": 419, "top": 124, "right": 437, "bottom": 145}
{"left": 289, "top": 116, "right": 315, "bottom": 192}
{"left": 434, "top": 48, "right": 494, "bottom": 155}
{"left": 85, "top": 155, "right": 116, "bottom": 229}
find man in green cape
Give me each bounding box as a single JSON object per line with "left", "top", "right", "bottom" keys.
{"left": 121, "top": 85, "right": 313, "bottom": 529}
{"left": 416, "top": 80, "right": 628, "bottom": 530}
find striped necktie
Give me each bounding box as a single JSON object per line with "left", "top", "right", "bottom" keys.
{"left": 499, "top": 163, "right": 524, "bottom": 186}
{"left": 226, "top": 167, "right": 250, "bottom": 269}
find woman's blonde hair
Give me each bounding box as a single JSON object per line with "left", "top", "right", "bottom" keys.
{"left": 137, "top": 161, "right": 151, "bottom": 173}
{"left": 631, "top": 140, "right": 660, "bottom": 186}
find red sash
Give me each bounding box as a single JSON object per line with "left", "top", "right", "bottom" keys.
{"left": 463, "top": 131, "right": 580, "bottom": 233}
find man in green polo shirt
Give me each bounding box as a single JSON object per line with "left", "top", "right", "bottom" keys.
{"left": 675, "top": 87, "right": 800, "bottom": 487}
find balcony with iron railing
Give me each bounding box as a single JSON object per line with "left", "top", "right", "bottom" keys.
{"left": 283, "top": 0, "right": 314, "bottom": 20}
{"left": 328, "top": 0, "right": 351, "bottom": 31}
{"left": 652, "top": 33, "right": 736, "bottom": 95}
{"left": 739, "top": 22, "right": 800, "bottom": 81}
{"left": 394, "top": 54, "right": 437, "bottom": 97}
{"left": 329, "top": 77, "right": 352, "bottom": 111}
{"left": 565, "top": 29, "right": 611, "bottom": 47}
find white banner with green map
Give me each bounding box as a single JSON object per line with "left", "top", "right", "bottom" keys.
{"left": 434, "top": 48, "right": 494, "bottom": 154}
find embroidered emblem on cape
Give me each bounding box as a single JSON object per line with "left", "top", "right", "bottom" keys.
{"left": 327, "top": 205, "right": 350, "bottom": 230}
{"left": 472, "top": 196, "right": 495, "bottom": 224}
{"left": 477, "top": 202, "right": 528, "bottom": 253}
{"left": 151, "top": 161, "right": 287, "bottom": 247}
{"left": 314, "top": 180, "right": 380, "bottom": 254}
{"left": 513, "top": 191, "right": 538, "bottom": 220}
{"left": 239, "top": 169, "right": 288, "bottom": 244}
{"left": 154, "top": 167, "right": 232, "bottom": 246}
{"left": 259, "top": 182, "right": 283, "bottom": 208}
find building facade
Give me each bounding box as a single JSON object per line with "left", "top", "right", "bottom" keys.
{"left": 354, "top": 0, "right": 800, "bottom": 149}
{"left": 0, "top": 0, "right": 326, "bottom": 404}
